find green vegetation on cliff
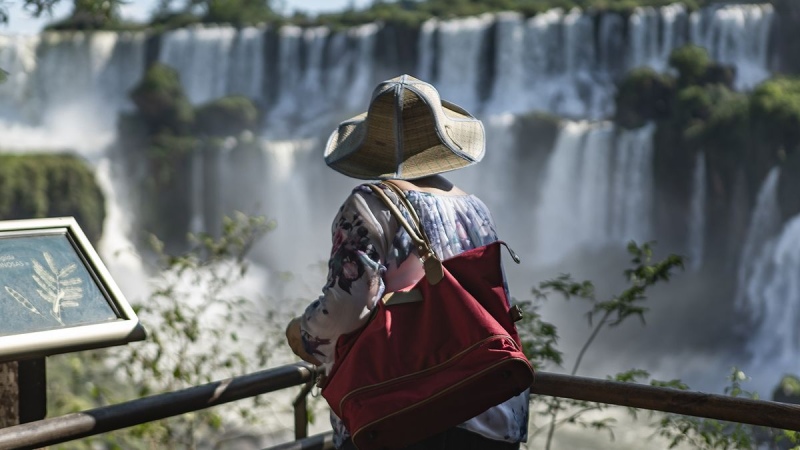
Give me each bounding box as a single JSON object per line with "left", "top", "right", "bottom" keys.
{"left": 616, "top": 44, "right": 800, "bottom": 259}
{"left": 311, "top": 0, "right": 719, "bottom": 28}
{"left": 0, "top": 153, "right": 105, "bottom": 243}
{"left": 3, "top": 0, "right": 782, "bottom": 32}
{"left": 119, "top": 63, "right": 262, "bottom": 249}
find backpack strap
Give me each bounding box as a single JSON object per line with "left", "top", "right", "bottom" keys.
{"left": 367, "top": 183, "right": 444, "bottom": 285}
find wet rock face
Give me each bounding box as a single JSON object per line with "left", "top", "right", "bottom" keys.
{"left": 778, "top": 149, "right": 800, "bottom": 222}
{"left": 772, "top": 0, "right": 800, "bottom": 76}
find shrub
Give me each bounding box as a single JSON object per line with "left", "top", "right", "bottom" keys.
{"left": 195, "top": 96, "right": 260, "bottom": 137}
{"left": 0, "top": 154, "right": 105, "bottom": 243}
{"left": 129, "top": 63, "right": 195, "bottom": 135}
{"left": 615, "top": 67, "right": 675, "bottom": 129}
{"left": 669, "top": 45, "right": 712, "bottom": 87}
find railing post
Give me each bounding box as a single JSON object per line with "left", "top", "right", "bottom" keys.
{"left": 0, "top": 362, "right": 18, "bottom": 428}
{"left": 293, "top": 380, "right": 315, "bottom": 440}
{"left": 0, "top": 359, "right": 46, "bottom": 428}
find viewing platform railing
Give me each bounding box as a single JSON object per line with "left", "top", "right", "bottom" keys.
{"left": 0, "top": 363, "right": 799, "bottom": 450}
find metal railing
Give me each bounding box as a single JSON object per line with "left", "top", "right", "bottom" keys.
{"left": 0, "top": 364, "right": 799, "bottom": 450}
{"left": 0, "top": 363, "right": 325, "bottom": 450}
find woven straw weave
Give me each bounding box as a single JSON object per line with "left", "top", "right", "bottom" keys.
{"left": 324, "top": 74, "right": 485, "bottom": 180}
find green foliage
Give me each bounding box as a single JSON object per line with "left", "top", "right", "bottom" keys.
{"left": 194, "top": 95, "right": 261, "bottom": 137}
{"left": 615, "top": 67, "right": 674, "bottom": 128}
{"left": 46, "top": 0, "right": 128, "bottom": 30}
{"left": 652, "top": 368, "right": 761, "bottom": 450}
{"left": 129, "top": 63, "right": 195, "bottom": 135}
{"left": 203, "top": 0, "right": 278, "bottom": 25}
{"left": 311, "top": 0, "right": 718, "bottom": 28}
{"left": 750, "top": 77, "right": 800, "bottom": 151}
{"left": 47, "top": 350, "right": 144, "bottom": 449}
{"left": 515, "top": 298, "right": 563, "bottom": 370}
{"left": 122, "top": 63, "right": 263, "bottom": 248}
{"left": 620, "top": 45, "right": 800, "bottom": 232}
{"left": 0, "top": 0, "right": 57, "bottom": 24}
{"left": 47, "top": 212, "right": 284, "bottom": 448}
{"left": 519, "top": 243, "right": 800, "bottom": 449}
{"left": 0, "top": 153, "right": 105, "bottom": 243}
{"left": 149, "top": 0, "right": 278, "bottom": 28}
{"left": 773, "top": 375, "right": 800, "bottom": 407}
{"left": 669, "top": 45, "right": 711, "bottom": 87}
{"left": 521, "top": 242, "right": 685, "bottom": 449}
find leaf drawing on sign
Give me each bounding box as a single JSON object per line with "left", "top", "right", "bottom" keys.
{"left": 4, "top": 286, "right": 44, "bottom": 317}
{"left": 31, "top": 252, "right": 83, "bottom": 325}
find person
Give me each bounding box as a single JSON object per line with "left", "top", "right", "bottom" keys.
{"left": 285, "top": 74, "right": 529, "bottom": 450}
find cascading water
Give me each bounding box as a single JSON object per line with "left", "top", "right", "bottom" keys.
{"left": 424, "top": 14, "right": 493, "bottom": 112}
{"left": 738, "top": 211, "right": 800, "bottom": 383}
{"left": 159, "top": 26, "right": 239, "bottom": 105}
{"left": 627, "top": 4, "right": 692, "bottom": 73}
{"left": 687, "top": 152, "right": 707, "bottom": 271}
{"left": 735, "top": 168, "right": 785, "bottom": 331}
{"left": 690, "top": 3, "right": 774, "bottom": 89}
{"left": 533, "top": 121, "right": 655, "bottom": 268}
{"left": 0, "top": 31, "right": 145, "bottom": 153}
{"left": 0, "top": 3, "right": 796, "bottom": 445}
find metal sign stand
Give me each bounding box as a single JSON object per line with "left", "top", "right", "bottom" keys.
{"left": 0, "top": 358, "right": 46, "bottom": 428}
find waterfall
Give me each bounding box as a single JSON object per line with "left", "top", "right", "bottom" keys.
{"left": 627, "top": 4, "right": 689, "bottom": 72}
{"left": 687, "top": 152, "right": 707, "bottom": 271}
{"left": 0, "top": 4, "right": 776, "bottom": 133}
{"left": 740, "top": 212, "right": 800, "bottom": 372}
{"left": 534, "top": 121, "right": 654, "bottom": 267}
{"left": 427, "top": 14, "right": 494, "bottom": 112}
{"left": 265, "top": 23, "right": 379, "bottom": 136}
{"left": 690, "top": 3, "right": 774, "bottom": 89}
{"left": 484, "top": 8, "right": 614, "bottom": 118}
{"left": 0, "top": 2, "right": 794, "bottom": 409}
{"left": 95, "top": 157, "right": 149, "bottom": 300}
{"left": 159, "top": 26, "right": 238, "bottom": 105}
{"left": 0, "top": 31, "right": 145, "bottom": 153}
{"left": 735, "top": 168, "right": 782, "bottom": 314}
{"left": 190, "top": 147, "right": 206, "bottom": 234}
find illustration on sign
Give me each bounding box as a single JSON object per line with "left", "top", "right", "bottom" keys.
{"left": 6, "top": 251, "right": 84, "bottom": 325}
{"left": 0, "top": 234, "right": 118, "bottom": 336}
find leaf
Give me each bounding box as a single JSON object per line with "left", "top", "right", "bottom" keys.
{"left": 32, "top": 275, "right": 57, "bottom": 300}
{"left": 32, "top": 260, "right": 57, "bottom": 286}
{"left": 43, "top": 252, "right": 58, "bottom": 274}
{"left": 58, "top": 264, "right": 77, "bottom": 278}
{"left": 61, "top": 301, "right": 80, "bottom": 308}
{"left": 61, "top": 277, "right": 82, "bottom": 286}
{"left": 5, "top": 286, "right": 42, "bottom": 315}
{"left": 36, "top": 288, "right": 57, "bottom": 303}
{"left": 63, "top": 286, "right": 83, "bottom": 300}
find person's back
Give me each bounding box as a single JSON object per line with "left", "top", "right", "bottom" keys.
{"left": 285, "top": 75, "right": 529, "bottom": 449}
{"left": 353, "top": 177, "right": 529, "bottom": 449}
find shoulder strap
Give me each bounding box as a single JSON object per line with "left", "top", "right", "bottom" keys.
{"left": 367, "top": 183, "right": 444, "bottom": 285}
{"left": 381, "top": 181, "right": 433, "bottom": 245}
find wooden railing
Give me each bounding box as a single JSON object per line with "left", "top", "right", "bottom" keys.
{"left": 0, "top": 364, "right": 798, "bottom": 450}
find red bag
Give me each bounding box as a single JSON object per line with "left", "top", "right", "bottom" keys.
{"left": 321, "top": 182, "right": 534, "bottom": 450}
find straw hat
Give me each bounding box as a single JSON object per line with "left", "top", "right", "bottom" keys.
{"left": 324, "top": 74, "right": 485, "bottom": 180}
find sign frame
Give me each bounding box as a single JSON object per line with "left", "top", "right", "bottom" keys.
{"left": 0, "top": 217, "right": 145, "bottom": 362}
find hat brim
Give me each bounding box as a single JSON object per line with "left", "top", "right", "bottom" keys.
{"left": 324, "top": 80, "right": 485, "bottom": 180}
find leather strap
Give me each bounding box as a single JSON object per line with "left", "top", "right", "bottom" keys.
{"left": 382, "top": 182, "right": 427, "bottom": 239}
{"left": 367, "top": 182, "right": 444, "bottom": 285}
